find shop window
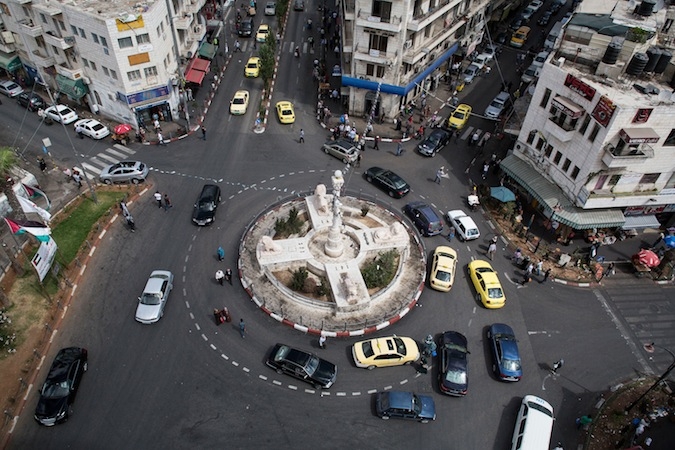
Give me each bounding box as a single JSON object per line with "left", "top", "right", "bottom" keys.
{"left": 664, "top": 129, "right": 675, "bottom": 146}
{"left": 540, "top": 88, "right": 551, "bottom": 108}
{"left": 571, "top": 166, "right": 580, "bottom": 180}
{"left": 118, "top": 37, "right": 133, "bottom": 48}
{"left": 553, "top": 151, "right": 562, "bottom": 164}
{"left": 639, "top": 173, "right": 660, "bottom": 184}
{"left": 544, "top": 144, "right": 553, "bottom": 158}
{"left": 588, "top": 123, "right": 600, "bottom": 142}
{"left": 579, "top": 115, "right": 590, "bottom": 135}
{"left": 562, "top": 158, "right": 571, "bottom": 172}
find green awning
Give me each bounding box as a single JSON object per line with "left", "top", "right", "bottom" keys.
{"left": 0, "top": 52, "right": 22, "bottom": 72}
{"left": 500, "top": 154, "right": 625, "bottom": 230}
{"left": 56, "top": 74, "right": 88, "bottom": 99}
{"left": 198, "top": 42, "right": 217, "bottom": 60}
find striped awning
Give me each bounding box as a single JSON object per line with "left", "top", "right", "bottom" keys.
{"left": 500, "top": 155, "right": 625, "bottom": 230}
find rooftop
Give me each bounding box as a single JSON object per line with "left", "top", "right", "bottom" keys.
{"left": 48, "top": 0, "right": 156, "bottom": 19}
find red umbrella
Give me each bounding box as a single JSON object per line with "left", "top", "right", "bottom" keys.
{"left": 634, "top": 249, "right": 660, "bottom": 268}
{"left": 114, "top": 123, "right": 133, "bottom": 135}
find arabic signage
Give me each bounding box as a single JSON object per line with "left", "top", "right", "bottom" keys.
{"left": 632, "top": 108, "right": 652, "bottom": 124}
{"left": 564, "top": 74, "right": 596, "bottom": 101}
{"left": 618, "top": 128, "right": 660, "bottom": 144}
{"left": 591, "top": 96, "right": 616, "bottom": 128}
{"left": 126, "top": 84, "right": 171, "bottom": 106}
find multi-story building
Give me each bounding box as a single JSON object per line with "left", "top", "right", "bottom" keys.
{"left": 0, "top": 0, "right": 213, "bottom": 127}
{"left": 502, "top": 0, "right": 675, "bottom": 232}
{"left": 340, "top": 0, "right": 506, "bottom": 120}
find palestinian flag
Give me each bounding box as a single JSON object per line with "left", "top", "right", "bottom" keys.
{"left": 4, "top": 218, "right": 51, "bottom": 242}
{"left": 22, "top": 183, "right": 51, "bottom": 211}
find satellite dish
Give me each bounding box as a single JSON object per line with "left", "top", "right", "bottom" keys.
{"left": 658, "top": 90, "right": 670, "bottom": 102}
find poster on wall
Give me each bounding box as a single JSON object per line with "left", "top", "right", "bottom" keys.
{"left": 632, "top": 108, "right": 653, "bottom": 124}
{"left": 591, "top": 96, "right": 616, "bottom": 127}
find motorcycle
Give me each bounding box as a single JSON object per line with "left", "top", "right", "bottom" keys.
{"left": 294, "top": 47, "right": 300, "bottom": 58}
{"left": 468, "top": 194, "right": 480, "bottom": 211}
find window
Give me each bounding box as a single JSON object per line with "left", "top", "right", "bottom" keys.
{"left": 588, "top": 123, "right": 600, "bottom": 142}
{"left": 156, "top": 25, "right": 161, "bottom": 38}
{"left": 78, "top": 28, "right": 86, "bottom": 38}
{"left": 58, "top": 19, "right": 65, "bottom": 31}
{"left": 92, "top": 33, "right": 99, "bottom": 43}
{"left": 136, "top": 33, "right": 150, "bottom": 44}
{"left": 540, "top": 88, "right": 551, "bottom": 108}
{"left": 549, "top": 104, "right": 579, "bottom": 132}
{"left": 110, "top": 69, "right": 117, "bottom": 79}
{"left": 39, "top": 13, "right": 47, "bottom": 24}
{"left": 639, "top": 173, "right": 660, "bottom": 184}
{"left": 579, "top": 115, "right": 591, "bottom": 135}
{"left": 526, "top": 130, "right": 536, "bottom": 144}
{"left": 144, "top": 66, "right": 158, "bottom": 77}
{"left": 51, "top": 45, "right": 59, "bottom": 54}
{"left": 664, "top": 129, "right": 675, "bottom": 146}
{"left": 372, "top": 0, "right": 392, "bottom": 22}
{"left": 369, "top": 34, "right": 388, "bottom": 53}
{"left": 102, "top": 66, "right": 109, "bottom": 76}
{"left": 118, "top": 36, "right": 133, "bottom": 48}
{"left": 71, "top": 25, "right": 78, "bottom": 35}
{"left": 553, "top": 151, "right": 562, "bottom": 164}
{"left": 365, "top": 64, "right": 385, "bottom": 77}
{"left": 90, "top": 61, "right": 97, "bottom": 71}
{"left": 562, "top": 158, "right": 571, "bottom": 172}
{"left": 608, "top": 175, "right": 621, "bottom": 186}
{"left": 535, "top": 137, "right": 545, "bottom": 150}
{"left": 571, "top": 166, "right": 580, "bottom": 180}
{"left": 82, "top": 58, "right": 89, "bottom": 68}
{"left": 545, "top": 144, "right": 553, "bottom": 158}
{"left": 100, "top": 36, "right": 108, "bottom": 47}
{"left": 127, "top": 70, "right": 142, "bottom": 81}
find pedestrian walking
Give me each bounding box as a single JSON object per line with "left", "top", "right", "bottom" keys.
{"left": 201, "top": 126, "right": 206, "bottom": 140}
{"left": 576, "top": 415, "right": 592, "bottom": 429}
{"left": 154, "top": 191, "right": 162, "bottom": 208}
{"left": 234, "top": 40, "right": 241, "bottom": 52}
{"left": 605, "top": 262, "right": 615, "bottom": 277}
{"left": 551, "top": 359, "right": 564, "bottom": 373}
{"left": 355, "top": 153, "right": 362, "bottom": 168}
{"left": 535, "top": 260, "right": 543, "bottom": 276}
{"left": 163, "top": 194, "right": 172, "bottom": 211}
{"left": 215, "top": 269, "right": 225, "bottom": 285}
{"left": 487, "top": 242, "right": 497, "bottom": 260}
{"left": 513, "top": 248, "right": 523, "bottom": 265}
{"left": 75, "top": 125, "right": 85, "bottom": 139}
{"left": 37, "top": 156, "right": 47, "bottom": 172}
{"left": 519, "top": 273, "right": 531, "bottom": 287}
{"left": 319, "top": 335, "right": 326, "bottom": 349}
{"left": 373, "top": 135, "right": 380, "bottom": 150}
{"left": 217, "top": 246, "right": 225, "bottom": 261}
{"left": 543, "top": 268, "right": 551, "bottom": 282}
{"left": 446, "top": 226, "right": 456, "bottom": 242}
{"left": 470, "top": 131, "right": 480, "bottom": 146}
{"left": 225, "top": 268, "right": 233, "bottom": 285}
{"left": 187, "top": 87, "right": 193, "bottom": 101}
{"left": 120, "top": 200, "right": 130, "bottom": 217}
{"left": 153, "top": 119, "right": 161, "bottom": 131}
{"left": 526, "top": 262, "right": 534, "bottom": 275}
{"left": 157, "top": 132, "right": 166, "bottom": 146}
{"left": 239, "top": 319, "right": 246, "bottom": 338}
{"left": 396, "top": 142, "right": 403, "bottom": 156}
{"left": 299, "top": 129, "right": 305, "bottom": 143}
{"left": 482, "top": 162, "right": 490, "bottom": 179}
{"left": 434, "top": 166, "right": 445, "bottom": 184}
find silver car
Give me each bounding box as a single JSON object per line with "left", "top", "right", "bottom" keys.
{"left": 136, "top": 270, "right": 174, "bottom": 324}
{"left": 264, "top": 1, "right": 276, "bottom": 15}
{"left": 463, "top": 64, "right": 481, "bottom": 84}
{"left": 0, "top": 80, "right": 24, "bottom": 97}
{"left": 484, "top": 91, "right": 510, "bottom": 120}
{"left": 322, "top": 140, "right": 359, "bottom": 164}
{"left": 99, "top": 160, "right": 149, "bottom": 184}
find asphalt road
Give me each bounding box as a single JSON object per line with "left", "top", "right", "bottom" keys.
{"left": 5, "top": 4, "right": 674, "bottom": 450}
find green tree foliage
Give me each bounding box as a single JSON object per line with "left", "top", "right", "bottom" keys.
{"left": 260, "top": 35, "right": 276, "bottom": 87}
{"left": 290, "top": 267, "right": 309, "bottom": 291}
{"left": 361, "top": 250, "right": 398, "bottom": 289}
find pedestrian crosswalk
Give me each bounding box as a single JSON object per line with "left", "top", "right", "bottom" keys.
{"left": 231, "top": 39, "right": 315, "bottom": 55}
{"left": 79, "top": 144, "right": 138, "bottom": 182}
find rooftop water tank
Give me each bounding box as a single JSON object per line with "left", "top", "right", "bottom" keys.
{"left": 626, "top": 52, "right": 649, "bottom": 76}
{"left": 644, "top": 47, "right": 661, "bottom": 72}
{"left": 654, "top": 50, "right": 672, "bottom": 74}
{"left": 602, "top": 41, "right": 622, "bottom": 65}
{"left": 637, "top": 0, "right": 656, "bottom": 16}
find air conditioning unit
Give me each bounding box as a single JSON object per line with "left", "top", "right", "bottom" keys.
{"left": 82, "top": 76, "right": 91, "bottom": 84}
{"left": 404, "top": 39, "right": 412, "bottom": 50}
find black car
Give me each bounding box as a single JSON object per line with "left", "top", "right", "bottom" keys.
{"left": 538, "top": 11, "right": 553, "bottom": 26}
{"left": 17, "top": 92, "right": 46, "bottom": 111}
{"left": 34, "top": 347, "right": 88, "bottom": 426}
{"left": 417, "top": 129, "right": 451, "bottom": 156}
{"left": 266, "top": 343, "right": 337, "bottom": 389}
{"left": 192, "top": 184, "right": 221, "bottom": 226}
{"left": 374, "top": 391, "right": 436, "bottom": 423}
{"left": 293, "top": 0, "right": 305, "bottom": 11}
{"left": 238, "top": 18, "right": 253, "bottom": 37}
{"left": 438, "top": 331, "right": 469, "bottom": 396}
{"left": 364, "top": 166, "right": 410, "bottom": 198}
{"left": 403, "top": 201, "right": 443, "bottom": 236}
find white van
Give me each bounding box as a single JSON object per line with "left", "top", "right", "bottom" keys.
{"left": 511, "top": 395, "right": 555, "bottom": 450}
{"left": 545, "top": 21, "right": 564, "bottom": 50}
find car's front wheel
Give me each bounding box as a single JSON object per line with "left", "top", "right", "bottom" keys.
{"left": 388, "top": 191, "right": 394, "bottom": 198}
{"left": 324, "top": 148, "right": 329, "bottom": 154}
{"left": 366, "top": 176, "right": 373, "bottom": 183}
{"left": 103, "top": 179, "right": 112, "bottom": 185}
{"left": 83, "top": 361, "right": 88, "bottom": 372}
{"left": 131, "top": 178, "right": 141, "bottom": 185}
{"left": 367, "top": 365, "right": 376, "bottom": 370}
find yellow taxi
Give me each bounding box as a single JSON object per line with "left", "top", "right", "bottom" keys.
{"left": 429, "top": 246, "right": 458, "bottom": 292}
{"left": 230, "top": 90, "right": 249, "bottom": 115}
{"left": 447, "top": 104, "right": 472, "bottom": 130}
{"left": 468, "top": 260, "right": 505, "bottom": 309}
{"left": 510, "top": 26, "right": 531, "bottom": 48}
{"left": 352, "top": 335, "right": 420, "bottom": 369}
{"left": 245, "top": 57, "right": 261, "bottom": 78}
{"left": 275, "top": 101, "right": 295, "bottom": 124}
{"left": 256, "top": 24, "right": 270, "bottom": 43}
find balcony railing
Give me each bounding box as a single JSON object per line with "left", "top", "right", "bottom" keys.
{"left": 601, "top": 142, "right": 654, "bottom": 168}
{"left": 545, "top": 115, "right": 576, "bottom": 142}
{"left": 18, "top": 19, "right": 43, "bottom": 37}
{"left": 44, "top": 31, "right": 74, "bottom": 49}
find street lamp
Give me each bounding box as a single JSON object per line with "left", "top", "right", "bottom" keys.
{"left": 625, "top": 342, "right": 675, "bottom": 413}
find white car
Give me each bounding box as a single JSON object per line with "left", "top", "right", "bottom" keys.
{"left": 446, "top": 210, "right": 480, "bottom": 241}
{"left": 528, "top": 0, "right": 543, "bottom": 12}
{"left": 479, "top": 46, "right": 496, "bottom": 62}
{"left": 264, "top": 1, "right": 276, "bottom": 15}
{"left": 521, "top": 64, "right": 541, "bottom": 84}
{"left": 0, "top": 80, "right": 24, "bottom": 97}
{"left": 45, "top": 104, "right": 79, "bottom": 124}
{"left": 74, "top": 118, "right": 110, "bottom": 139}
{"left": 472, "top": 54, "right": 490, "bottom": 70}
{"left": 136, "top": 270, "right": 174, "bottom": 324}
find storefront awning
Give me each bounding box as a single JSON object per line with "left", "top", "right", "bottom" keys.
{"left": 619, "top": 127, "right": 660, "bottom": 144}
{"left": 551, "top": 95, "right": 585, "bottom": 118}
{"left": 56, "top": 74, "right": 88, "bottom": 99}
{"left": 184, "top": 57, "right": 211, "bottom": 85}
{"left": 0, "top": 52, "right": 22, "bottom": 72}
{"left": 500, "top": 154, "right": 625, "bottom": 230}
{"left": 622, "top": 215, "right": 661, "bottom": 230}
{"left": 198, "top": 42, "right": 217, "bottom": 60}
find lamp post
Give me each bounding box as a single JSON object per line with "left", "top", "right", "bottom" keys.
{"left": 625, "top": 342, "right": 675, "bottom": 413}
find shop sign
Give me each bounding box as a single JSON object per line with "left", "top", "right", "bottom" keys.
{"left": 632, "top": 108, "right": 652, "bottom": 124}
{"left": 591, "top": 96, "right": 616, "bottom": 127}
{"left": 126, "top": 84, "right": 170, "bottom": 105}
{"left": 564, "top": 74, "right": 596, "bottom": 100}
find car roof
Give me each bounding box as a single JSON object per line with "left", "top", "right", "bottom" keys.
{"left": 469, "top": 259, "right": 494, "bottom": 271}
{"left": 199, "top": 184, "right": 220, "bottom": 198}
{"left": 48, "top": 347, "right": 85, "bottom": 381}
{"left": 144, "top": 274, "right": 168, "bottom": 294}
{"left": 494, "top": 91, "right": 510, "bottom": 101}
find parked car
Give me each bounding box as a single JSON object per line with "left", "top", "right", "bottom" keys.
{"left": 135, "top": 270, "right": 174, "bottom": 324}
{"left": 230, "top": 90, "right": 250, "bottom": 115}
{"left": 45, "top": 104, "right": 79, "bottom": 124}
{"left": 34, "top": 347, "right": 88, "bottom": 426}
{"left": 264, "top": 1, "right": 276, "bottom": 15}
{"left": 468, "top": 260, "right": 506, "bottom": 309}
{"left": 17, "top": 92, "right": 45, "bottom": 111}
{"left": 352, "top": 336, "right": 419, "bottom": 369}
{"left": 404, "top": 201, "right": 443, "bottom": 236}
{"left": 238, "top": 18, "right": 253, "bottom": 37}
{"left": 73, "top": 118, "right": 110, "bottom": 139}
{"left": 521, "top": 64, "right": 541, "bottom": 84}
{"left": 447, "top": 103, "right": 472, "bottom": 130}
{"left": 521, "top": 6, "right": 536, "bottom": 21}
{"left": 487, "top": 323, "right": 522, "bottom": 381}
{"left": 528, "top": 0, "right": 544, "bottom": 12}
{"left": 417, "top": 128, "right": 451, "bottom": 156}
{"left": 510, "top": 26, "right": 531, "bottom": 48}
{"left": 438, "top": 331, "right": 469, "bottom": 396}
{"left": 532, "top": 51, "right": 550, "bottom": 68}
{"left": 462, "top": 63, "right": 481, "bottom": 84}
{"left": 480, "top": 45, "right": 497, "bottom": 61}
{"left": 538, "top": 11, "right": 553, "bottom": 26}
{"left": 485, "top": 91, "right": 511, "bottom": 120}
{"left": 509, "top": 16, "right": 525, "bottom": 31}
{"left": 322, "top": 139, "right": 359, "bottom": 164}
{"left": 192, "top": 184, "right": 221, "bottom": 226}
{"left": 266, "top": 343, "right": 337, "bottom": 388}
{"left": 430, "top": 246, "right": 458, "bottom": 292}
{"left": 374, "top": 391, "right": 436, "bottom": 423}
{"left": 0, "top": 80, "right": 24, "bottom": 97}
{"left": 293, "top": 0, "right": 305, "bottom": 11}
{"left": 472, "top": 53, "right": 490, "bottom": 70}
{"left": 99, "top": 160, "right": 149, "bottom": 184}
{"left": 446, "top": 210, "right": 480, "bottom": 241}
{"left": 275, "top": 100, "right": 295, "bottom": 124}
{"left": 256, "top": 24, "right": 270, "bottom": 42}
{"left": 245, "top": 56, "right": 261, "bottom": 77}
{"left": 364, "top": 166, "right": 410, "bottom": 198}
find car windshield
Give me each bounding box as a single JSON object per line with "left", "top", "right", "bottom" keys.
{"left": 444, "top": 368, "right": 467, "bottom": 384}
{"left": 475, "top": 267, "right": 494, "bottom": 274}
{"left": 305, "top": 355, "right": 319, "bottom": 375}
{"left": 247, "top": 62, "right": 257, "bottom": 68}
{"left": 502, "top": 358, "right": 522, "bottom": 372}
{"left": 59, "top": 107, "right": 73, "bottom": 114}
{"left": 141, "top": 292, "right": 162, "bottom": 305}
{"left": 41, "top": 381, "right": 69, "bottom": 398}
{"left": 490, "top": 100, "right": 503, "bottom": 108}
{"left": 361, "top": 341, "right": 375, "bottom": 358}
{"left": 453, "top": 111, "right": 466, "bottom": 120}
{"left": 393, "top": 337, "right": 408, "bottom": 355}
{"left": 435, "top": 270, "right": 451, "bottom": 282}
{"left": 487, "top": 287, "right": 503, "bottom": 298}
{"left": 199, "top": 200, "right": 216, "bottom": 211}
{"left": 467, "top": 229, "right": 479, "bottom": 237}
{"left": 92, "top": 123, "right": 105, "bottom": 131}
{"left": 426, "top": 134, "right": 441, "bottom": 145}
{"left": 386, "top": 174, "right": 407, "bottom": 189}
{"left": 233, "top": 98, "right": 245, "bottom": 105}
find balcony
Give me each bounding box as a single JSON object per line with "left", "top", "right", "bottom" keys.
{"left": 408, "top": 0, "right": 460, "bottom": 33}
{"left": 18, "top": 19, "right": 43, "bottom": 37}
{"left": 545, "top": 115, "right": 576, "bottom": 142}
{"left": 356, "top": 13, "right": 402, "bottom": 34}
{"left": 44, "top": 31, "right": 74, "bottom": 50}
{"left": 184, "top": 0, "right": 206, "bottom": 14}
{"left": 56, "top": 65, "right": 85, "bottom": 80}
{"left": 174, "top": 13, "right": 193, "bottom": 30}
{"left": 0, "top": 39, "right": 16, "bottom": 53}
{"left": 601, "top": 142, "right": 654, "bottom": 168}
{"left": 31, "top": 49, "right": 55, "bottom": 67}
{"left": 186, "top": 24, "right": 206, "bottom": 44}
